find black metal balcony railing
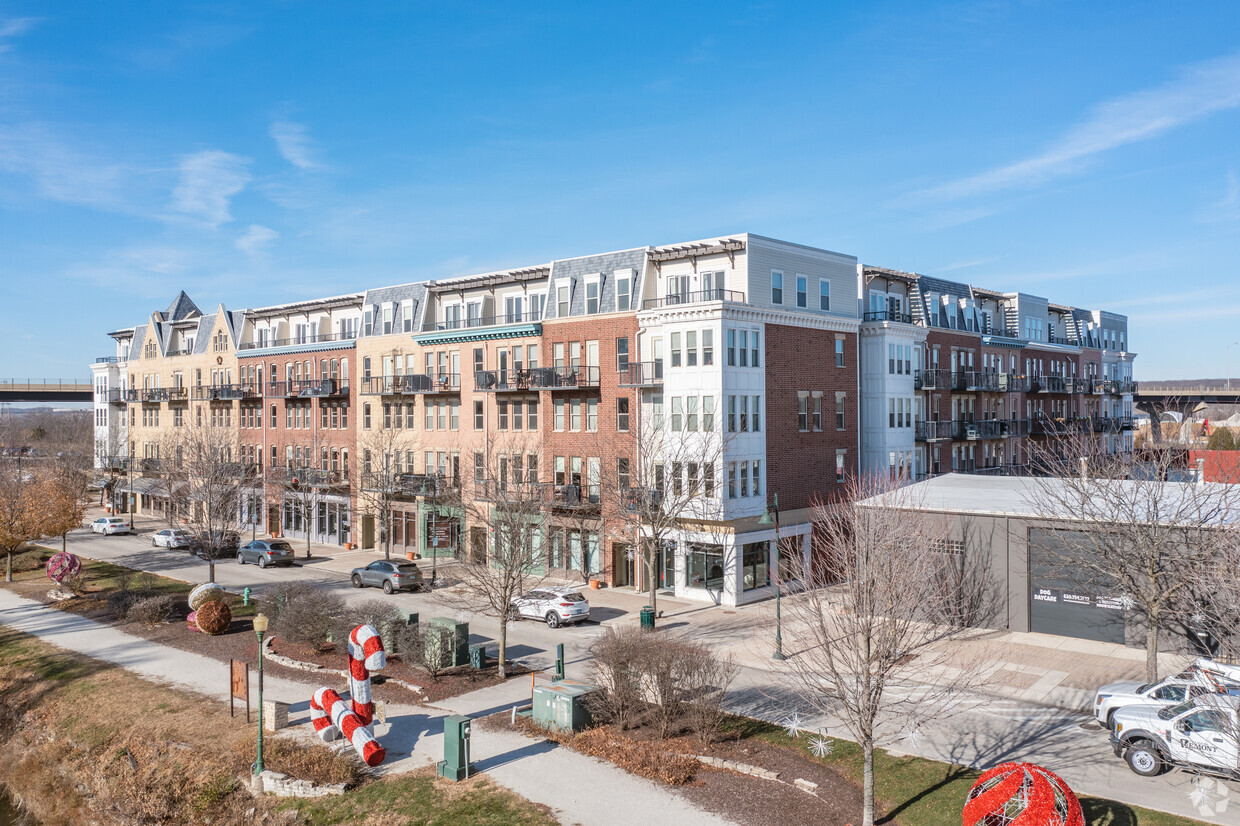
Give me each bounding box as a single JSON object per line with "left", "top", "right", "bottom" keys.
{"left": 240, "top": 331, "right": 358, "bottom": 351}
{"left": 191, "top": 384, "right": 260, "bottom": 401}
{"left": 166, "top": 348, "right": 193, "bottom": 357}
{"left": 108, "top": 388, "right": 139, "bottom": 403}
{"left": 952, "top": 371, "right": 1004, "bottom": 392}
{"left": 617, "top": 362, "right": 664, "bottom": 387}
{"left": 359, "top": 471, "right": 444, "bottom": 496}
{"left": 863, "top": 310, "right": 913, "bottom": 324}
{"left": 435, "top": 309, "right": 544, "bottom": 331}
{"left": 139, "top": 387, "right": 188, "bottom": 403}
{"left": 1039, "top": 376, "right": 1068, "bottom": 394}
{"left": 1048, "top": 336, "right": 1075, "bottom": 346}
{"left": 474, "top": 366, "right": 601, "bottom": 392}
{"left": 1003, "top": 418, "right": 1030, "bottom": 437}
{"left": 915, "top": 369, "right": 948, "bottom": 390}
{"left": 265, "top": 379, "right": 348, "bottom": 398}
{"left": 98, "top": 456, "right": 134, "bottom": 471}
{"left": 915, "top": 420, "right": 953, "bottom": 441}
{"left": 1004, "top": 375, "right": 1029, "bottom": 393}
{"left": 360, "top": 374, "right": 461, "bottom": 395}
{"left": 474, "top": 479, "right": 599, "bottom": 508}
{"left": 139, "top": 458, "right": 162, "bottom": 473}
{"left": 265, "top": 466, "right": 349, "bottom": 488}
{"left": 641, "top": 288, "right": 746, "bottom": 310}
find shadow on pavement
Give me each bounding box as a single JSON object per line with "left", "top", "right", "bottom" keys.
{"left": 472, "top": 739, "right": 559, "bottom": 772}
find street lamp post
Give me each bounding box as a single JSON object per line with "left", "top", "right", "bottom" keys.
{"left": 758, "top": 493, "right": 784, "bottom": 661}
{"left": 252, "top": 612, "right": 269, "bottom": 776}
{"left": 1228, "top": 342, "right": 1240, "bottom": 391}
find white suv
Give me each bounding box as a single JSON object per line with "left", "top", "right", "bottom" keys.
{"left": 510, "top": 586, "right": 591, "bottom": 628}
{"left": 90, "top": 516, "right": 130, "bottom": 535}
{"left": 1095, "top": 659, "right": 1240, "bottom": 729}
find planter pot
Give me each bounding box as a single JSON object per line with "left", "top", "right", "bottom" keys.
{"left": 343, "top": 542, "right": 354, "bottom": 550}
{"left": 589, "top": 579, "right": 602, "bottom": 590}
{"left": 406, "top": 552, "right": 417, "bottom": 561}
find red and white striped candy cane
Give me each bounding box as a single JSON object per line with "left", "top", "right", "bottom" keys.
{"left": 313, "top": 686, "right": 386, "bottom": 767}
{"left": 309, "top": 690, "right": 341, "bottom": 742}
{"left": 347, "top": 624, "right": 387, "bottom": 727}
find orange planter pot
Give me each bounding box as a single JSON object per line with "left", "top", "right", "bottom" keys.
{"left": 589, "top": 579, "right": 602, "bottom": 590}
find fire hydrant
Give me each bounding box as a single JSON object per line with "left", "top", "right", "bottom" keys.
{"left": 243, "top": 586, "right": 251, "bottom": 607}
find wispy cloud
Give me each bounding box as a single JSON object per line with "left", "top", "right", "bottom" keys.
{"left": 0, "top": 123, "right": 135, "bottom": 212}
{"left": 270, "top": 120, "right": 322, "bottom": 170}
{"left": 0, "top": 16, "right": 41, "bottom": 52}
{"left": 171, "top": 149, "right": 251, "bottom": 226}
{"left": 919, "top": 52, "right": 1240, "bottom": 202}
{"left": 236, "top": 223, "right": 278, "bottom": 255}
{"left": 1199, "top": 168, "right": 1240, "bottom": 225}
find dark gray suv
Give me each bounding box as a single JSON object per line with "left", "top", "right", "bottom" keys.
{"left": 351, "top": 560, "right": 423, "bottom": 594}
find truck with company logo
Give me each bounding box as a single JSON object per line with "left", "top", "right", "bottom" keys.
{"left": 1111, "top": 694, "right": 1240, "bottom": 778}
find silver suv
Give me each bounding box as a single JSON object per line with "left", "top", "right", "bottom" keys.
{"left": 351, "top": 560, "right": 424, "bottom": 594}
{"left": 510, "top": 586, "right": 590, "bottom": 628}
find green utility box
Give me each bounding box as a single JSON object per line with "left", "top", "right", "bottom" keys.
{"left": 469, "top": 643, "right": 487, "bottom": 669}
{"left": 532, "top": 679, "right": 601, "bottom": 732}
{"left": 427, "top": 617, "right": 469, "bottom": 668}
{"left": 437, "top": 714, "right": 473, "bottom": 781}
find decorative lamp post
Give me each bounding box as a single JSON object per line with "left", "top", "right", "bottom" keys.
{"left": 758, "top": 493, "right": 784, "bottom": 661}
{"left": 252, "top": 612, "right": 269, "bottom": 776}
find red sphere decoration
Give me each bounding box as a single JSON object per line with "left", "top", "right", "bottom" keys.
{"left": 46, "top": 552, "right": 82, "bottom": 584}
{"left": 964, "top": 762, "right": 1083, "bottom": 826}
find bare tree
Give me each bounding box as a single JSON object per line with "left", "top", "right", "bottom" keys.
{"left": 356, "top": 423, "right": 427, "bottom": 561}
{"left": 269, "top": 427, "right": 346, "bottom": 559}
{"left": 157, "top": 424, "right": 249, "bottom": 583}
{"left": 772, "top": 474, "right": 1002, "bottom": 826}
{"left": 598, "top": 394, "right": 730, "bottom": 617}
{"left": 438, "top": 436, "right": 548, "bottom": 678}
{"left": 1024, "top": 434, "right": 1240, "bottom": 681}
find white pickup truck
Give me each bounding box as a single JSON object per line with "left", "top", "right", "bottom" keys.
{"left": 1111, "top": 694, "right": 1240, "bottom": 778}
{"left": 1094, "top": 659, "right": 1240, "bottom": 729}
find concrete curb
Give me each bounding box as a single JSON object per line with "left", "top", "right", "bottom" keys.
{"left": 261, "top": 636, "right": 426, "bottom": 696}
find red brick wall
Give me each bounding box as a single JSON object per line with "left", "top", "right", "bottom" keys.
{"left": 1190, "top": 450, "right": 1240, "bottom": 484}
{"left": 763, "top": 323, "right": 857, "bottom": 511}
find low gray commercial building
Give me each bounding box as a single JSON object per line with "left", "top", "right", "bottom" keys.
{"left": 859, "top": 474, "right": 1232, "bottom": 645}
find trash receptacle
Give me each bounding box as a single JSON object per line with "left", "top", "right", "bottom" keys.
{"left": 640, "top": 606, "right": 655, "bottom": 630}
{"left": 469, "top": 643, "right": 487, "bottom": 669}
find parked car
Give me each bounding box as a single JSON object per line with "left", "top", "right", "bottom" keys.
{"left": 1111, "top": 694, "right": 1240, "bottom": 778}
{"left": 351, "top": 560, "right": 424, "bottom": 594}
{"left": 509, "top": 586, "right": 590, "bottom": 628}
{"left": 90, "top": 516, "right": 130, "bottom": 535}
{"left": 235, "top": 539, "right": 296, "bottom": 568}
{"left": 1094, "top": 659, "right": 1240, "bottom": 729}
{"left": 151, "top": 528, "right": 194, "bottom": 549}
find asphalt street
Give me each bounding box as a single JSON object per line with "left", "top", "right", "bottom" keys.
{"left": 54, "top": 521, "right": 1240, "bottom": 823}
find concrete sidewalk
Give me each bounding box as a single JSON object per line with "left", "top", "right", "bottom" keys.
{"left": 0, "top": 588, "right": 734, "bottom": 826}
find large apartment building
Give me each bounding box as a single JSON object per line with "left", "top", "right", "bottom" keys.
{"left": 857, "top": 267, "right": 1135, "bottom": 481}
{"left": 90, "top": 233, "right": 1132, "bottom": 607}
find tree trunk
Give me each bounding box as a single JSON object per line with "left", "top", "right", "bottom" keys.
{"left": 208, "top": 559, "right": 216, "bottom": 584}
{"left": 1145, "top": 620, "right": 1160, "bottom": 682}
{"left": 862, "top": 739, "right": 875, "bottom": 826}
{"left": 5, "top": 552, "right": 11, "bottom": 583}
{"left": 498, "top": 617, "right": 508, "bottom": 678}
{"left": 647, "top": 548, "right": 658, "bottom": 618}
{"left": 62, "top": 532, "right": 67, "bottom": 553}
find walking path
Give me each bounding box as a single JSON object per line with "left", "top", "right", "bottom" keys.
{"left": 0, "top": 588, "right": 734, "bottom": 826}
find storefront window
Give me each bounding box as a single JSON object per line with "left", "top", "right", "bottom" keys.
{"left": 686, "top": 543, "right": 724, "bottom": 590}
{"left": 742, "top": 542, "right": 769, "bottom": 590}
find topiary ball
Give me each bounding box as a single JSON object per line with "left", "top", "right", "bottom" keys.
{"left": 46, "top": 552, "right": 81, "bottom": 584}
{"left": 188, "top": 582, "right": 226, "bottom": 611}
{"left": 195, "top": 600, "right": 232, "bottom": 635}
{"left": 964, "top": 762, "right": 1083, "bottom": 826}
{"left": 186, "top": 610, "right": 200, "bottom": 632}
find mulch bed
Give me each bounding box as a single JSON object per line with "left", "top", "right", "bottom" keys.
{"left": 2, "top": 573, "right": 523, "bottom": 706}
{"left": 478, "top": 714, "right": 868, "bottom": 826}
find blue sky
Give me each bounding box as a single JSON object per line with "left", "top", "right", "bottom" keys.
{"left": 2, "top": 2, "right": 1238, "bottom": 381}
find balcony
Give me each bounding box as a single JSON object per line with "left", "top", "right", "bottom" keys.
{"left": 862, "top": 310, "right": 913, "bottom": 324}
{"left": 107, "top": 388, "right": 139, "bottom": 404}
{"left": 474, "top": 366, "right": 601, "bottom": 392}
{"left": 266, "top": 379, "right": 348, "bottom": 398}
{"left": 641, "top": 288, "right": 745, "bottom": 310}
{"left": 1002, "top": 418, "right": 1030, "bottom": 437}
{"left": 435, "top": 310, "right": 543, "bottom": 332}
{"left": 1039, "top": 376, "right": 1068, "bottom": 394}
{"left": 166, "top": 348, "right": 193, "bottom": 357}
{"left": 359, "top": 471, "right": 444, "bottom": 497}
{"left": 915, "top": 369, "right": 949, "bottom": 390}
{"left": 953, "top": 371, "right": 1002, "bottom": 392}
{"left": 98, "top": 456, "right": 134, "bottom": 471}
{"left": 95, "top": 356, "right": 118, "bottom": 364}
{"left": 915, "top": 420, "right": 952, "bottom": 441}
{"left": 1066, "top": 378, "right": 1088, "bottom": 394}
{"left": 240, "top": 331, "right": 358, "bottom": 351}
{"left": 140, "top": 387, "right": 188, "bottom": 403}
{"left": 360, "top": 374, "right": 460, "bottom": 395}
{"left": 192, "top": 384, "right": 260, "bottom": 401}
{"left": 474, "top": 479, "right": 599, "bottom": 509}
{"left": 265, "top": 466, "right": 350, "bottom": 489}
{"left": 1003, "top": 374, "right": 1029, "bottom": 393}
{"left": 617, "top": 362, "right": 664, "bottom": 387}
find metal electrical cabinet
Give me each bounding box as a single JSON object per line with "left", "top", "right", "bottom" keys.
{"left": 426, "top": 617, "right": 470, "bottom": 668}
{"left": 532, "top": 679, "right": 600, "bottom": 732}
{"left": 437, "top": 714, "right": 473, "bottom": 781}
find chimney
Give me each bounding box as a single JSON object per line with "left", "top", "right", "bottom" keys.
{"left": 1197, "top": 458, "right": 1207, "bottom": 485}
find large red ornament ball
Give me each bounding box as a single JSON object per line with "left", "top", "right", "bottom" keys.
{"left": 46, "top": 552, "right": 82, "bottom": 584}
{"left": 964, "top": 762, "right": 1083, "bottom": 826}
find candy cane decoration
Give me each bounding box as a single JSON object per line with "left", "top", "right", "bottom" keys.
{"left": 308, "top": 623, "right": 388, "bottom": 766}
{"left": 348, "top": 624, "right": 386, "bottom": 726}
{"left": 312, "top": 687, "right": 385, "bottom": 767}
